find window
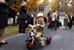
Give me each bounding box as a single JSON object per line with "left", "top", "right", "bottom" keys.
{"left": 38, "top": 6, "right": 44, "bottom": 11}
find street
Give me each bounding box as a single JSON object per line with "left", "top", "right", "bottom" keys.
{"left": 0, "top": 0, "right": 74, "bottom": 50}
{"left": 0, "top": 27, "right": 74, "bottom": 50}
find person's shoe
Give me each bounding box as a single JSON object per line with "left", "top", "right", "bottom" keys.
{"left": 54, "top": 28, "right": 57, "bottom": 30}
{"left": 0, "top": 42, "right": 7, "bottom": 46}
{"left": 0, "top": 40, "right": 8, "bottom": 45}
{"left": 0, "top": 43, "right": 2, "bottom": 46}
{"left": 0, "top": 41, "right": 8, "bottom": 45}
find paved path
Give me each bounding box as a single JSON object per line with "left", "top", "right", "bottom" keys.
{"left": 0, "top": 27, "right": 74, "bottom": 50}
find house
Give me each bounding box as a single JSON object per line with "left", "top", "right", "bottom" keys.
{"left": 33, "top": 4, "right": 51, "bottom": 17}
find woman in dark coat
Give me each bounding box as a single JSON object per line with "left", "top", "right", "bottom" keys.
{"left": 0, "top": 0, "right": 10, "bottom": 46}
{"left": 19, "top": 0, "right": 29, "bottom": 33}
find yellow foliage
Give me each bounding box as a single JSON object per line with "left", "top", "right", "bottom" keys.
{"left": 10, "top": 0, "right": 21, "bottom": 13}
{"left": 10, "top": 0, "right": 39, "bottom": 12}
{"left": 72, "top": 0, "right": 74, "bottom": 15}
{"left": 26, "top": 0, "right": 39, "bottom": 11}
{"left": 49, "top": 0, "right": 59, "bottom": 11}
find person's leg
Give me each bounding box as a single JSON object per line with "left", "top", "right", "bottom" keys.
{"left": 19, "top": 19, "right": 25, "bottom": 33}
{"left": 51, "top": 21, "right": 54, "bottom": 30}
{"left": 23, "top": 23, "right": 28, "bottom": 33}
{"left": 69, "top": 21, "right": 72, "bottom": 29}
{"left": 0, "top": 14, "right": 8, "bottom": 45}
{"left": 19, "top": 22, "right": 26, "bottom": 33}
{"left": 19, "top": 20, "right": 22, "bottom": 33}
{"left": 0, "top": 28, "right": 7, "bottom": 45}
{"left": 69, "top": 24, "right": 72, "bottom": 29}
{"left": 22, "top": 24, "right": 26, "bottom": 33}
{"left": 0, "top": 29, "right": 4, "bottom": 42}
{"left": 54, "top": 20, "right": 57, "bottom": 30}
{"left": 19, "top": 23, "right": 22, "bottom": 33}
{"left": 57, "top": 20, "right": 59, "bottom": 28}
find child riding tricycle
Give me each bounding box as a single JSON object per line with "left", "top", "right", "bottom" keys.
{"left": 26, "top": 13, "right": 51, "bottom": 49}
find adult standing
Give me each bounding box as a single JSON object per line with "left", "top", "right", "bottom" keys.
{"left": 68, "top": 14, "right": 73, "bottom": 29}
{"left": 19, "top": 0, "right": 28, "bottom": 33}
{"left": 64, "top": 15, "right": 69, "bottom": 29}
{"left": 0, "top": 0, "right": 10, "bottom": 46}
{"left": 47, "top": 12, "right": 52, "bottom": 29}
{"left": 51, "top": 10, "right": 58, "bottom": 30}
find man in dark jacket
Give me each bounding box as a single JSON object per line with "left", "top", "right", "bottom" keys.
{"left": 68, "top": 14, "right": 73, "bottom": 29}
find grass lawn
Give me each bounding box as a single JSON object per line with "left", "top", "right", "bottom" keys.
{"left": 4, "top": 25, "right": 19, "bottom": 38}
{"left": 4, "top": 25, "right": 74, "bottom": 38}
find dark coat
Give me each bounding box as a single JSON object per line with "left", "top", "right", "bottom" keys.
{"left": 18, "top": 6, "right": 29, "bottom": 33}
{"left": 0, "top": 0, "right": 11, "bottom": 14}
{"left": 0, "top": 0, "right": 10, "bottom": 29}
{"left": 19, "top": 6, "right": 30, "bottom": 26}
{"left": 19, "top": 6, "right": 27, "bottom": 19}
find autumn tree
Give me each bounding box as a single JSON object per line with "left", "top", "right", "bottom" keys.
{"left": 10, "top": 0, "right": 40, "bottom": 14}
{"left": 9, "top": 0, "right": 39, "bottom": 24}
{"left": 72, "top": 0, "right": 74, "bottom": 15}
{"left": 10, "top": 0, "right": 21, "bottom": 13}
{"left": 9, "top": 0, "right": 22, "bottom": 24}
{"left": 42, "top": 0, "right": 49, "bottom": 5}
{"left": 59, "top": 0, "right": 72, "bottom": 14}
{"left": 49, "top": 0, "right": 59, "bottom": 11}
{"left": 26, "top": 0, "right": 39, "bottom": 11}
